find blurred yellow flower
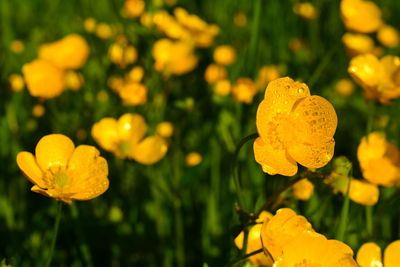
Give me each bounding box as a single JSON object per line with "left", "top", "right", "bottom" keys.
{"left": 65, "top": 71, "right": 84, "bottom": 91}
{"left": 8, "top": 74, "right": 25, "bottom": 92}
{"left": 156, "top": 122, "right": 174, "bottom": 138}
{"left": 10, "top": 40, "right": 25, "bottom": 54}
{"left": 213, "top": 45, "right": 237, "bottom": 66}
{"left": 96, "top": 23, "right": 114, "bottom": 39}
{"left": 357, "top": 241, "right": 400, "bottom": 267}
{"left": 357, "top": 132, "right": 400, "bottom": 186}
{"left": 204, "top": 64, "right": 227, "bottom": 84}
{"left": 22, "top": 59, "right": 65, "bottom": 99}
{"left": 123, "top": 0, "right": 145, "bottom": 18}
{"left": 213, "top": 79, "right": 231, "bottom": 96}
{"left": 109, "top": 43, "right": 138, "bottom": 68}
{"left": 274, "top": 231, "right": 358, "bottom": 266}
{"left": 140, "top": 12, "right": 154, "bottom": 27}
{"left": 254, "top": 77, "right": 337, "bottom": 176}
{"left": 233, "top": 12, "right": 247, "bottom": 27}
{"left": 335, "top": 79, "right": 355, "bottom": 97}
{"left": 342, "top": 33, "right": 375, "bottom": 57}
{"left": 185, "top": 152, "right": 202, "bottom": 167}
{"left": 16, "top": 134, "right": 109, "bottom": 204}
{"left": 256, "top": 65, "right": 281, "bottom": 91}
{"left": 341, "top": 0, "right": 383, "bottom": 33}
{"left": 377, "top": 25, "right": 400, "bottom": 48}
{"left": 293, "top": 2, "right": 319, "bottom": 20}
{"left": 84, "top": 18, "right": 97, "bottom": 33}
{"left": 92, "top": 113, "right": 168, "bottom": 164}
{"left": 288, "top": 38, "right": 304, "bottom": 52}
{"left": 118, "top": 82, "right": 148, "bottom": 106}
{"left": 108, "top": 76, "right": 125, "bottom": 92}
{"left": 127, "top": 66, "right": 144, "bottom": 82}
{"left": 292, "top": 178, "right": 314, "bottom": 200}
{"left": 232, "top": 77, "right": 257, "bottom": 104}
{"left": 234, "top": 211, "right": 273, "bottom": 267}
{"left": 32, "top": 104, "right": 45, "bottom": 118}
{"left": 39, "top": 34, "right": 90, "bottom": 70}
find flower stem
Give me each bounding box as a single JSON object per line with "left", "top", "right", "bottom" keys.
{"left": 45, "top": 201, "right": 63, "bottom": 267}
{"left": 225, "top": 248, "right": 264, "bottom": 267}
{"left": 337, "top": 175, "right": 352, "bottom": 241}
{"left": 366, "top": 205, "right": 374, "bottom": 237}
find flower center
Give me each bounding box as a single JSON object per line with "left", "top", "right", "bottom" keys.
{"left": 118, "top": 141, "right": 132, "bottom": 157}
{"left": 54, "top": 172, "right": 70, "bottom": 188}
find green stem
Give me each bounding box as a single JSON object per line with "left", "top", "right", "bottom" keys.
{"left": 308, "top": 45, "right": 339, "bottom": 87}
{"left": 366, "top": 205, "right": 373, "bottom": 237}
{"left": 336, "top": 176, "right": 352, "bottom": 241}
{"left": 366, "top": 100, "right": 376, "bottom": 139}
{"left": 45, "top": 201, "right": 63, "bottom": 267}
{"left": 225, "top": 248, "right": 264, "bottom": 267}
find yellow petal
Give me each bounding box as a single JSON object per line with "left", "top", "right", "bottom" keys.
{"left": 253, "top": 137, "right": 297, "bottom": 176}
{"left": 356, "top": 242, "right": 382, "bottom": 267}
{"left": 16, "top": 152, "right": 46, "bottom": 188}
{"left": 348, "top": 53, "right": 383, "bottom": 89}
{"left": 91, "top": 118, "right": 119, "bottom": 152}
{"left": 349, "top": 179, "right": 379, "bottom": 206}
{"left": 384, "top": 240, "right": 400, "bottom": 267}
{"left": 132, "top": 136, "right": 168, "bottom": 165}
{"left": 117, "top": 113, "right": 147, "bottom": 145}
{"left": 67, "top": 145, "right": 109, "bottom": 200}
{"left": 35, "top": 134, "right": 75, "bottom": 172}
{"left": 287, "top": 139, "right": 335, "bottom": 169}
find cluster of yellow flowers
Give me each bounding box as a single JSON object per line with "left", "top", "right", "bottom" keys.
{"left": 22, "top": 34, "right": 89, "bottom": 99}
{"left": 357, "top": 241, "right": 400, "bottom": 266}
{"left": 235, "top": 208, "right": 358, "bottom": 266}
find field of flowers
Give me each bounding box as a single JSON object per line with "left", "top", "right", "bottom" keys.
{"left": 2, "top": 0, "right": 400, "bottom": 266}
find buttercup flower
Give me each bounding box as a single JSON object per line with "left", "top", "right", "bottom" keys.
{"left": 357, "top": 241, "right": 400, "bottom": 267}
{"left": 254, "top": 77, "right": 337, "bottom": 176}
{"left": 213, "top": 45, "right": 237, "bottom": 66}
{"left": 84, "top": 18, "right": 97, "bottom": 33}
{"left": 232, "top": 77, "right": 257, "bottom": 104}
{"left": 340, "top": 0, "right": 383, "bottom": 33}
{"left": 39, "top": 34, "right": 90, "bottom": 70}
{"left": 213, "top": 79, "right": 231, "bottom": 96}
{"left": 342, "top": 33, "right": 375, "bottom": 57}
{"left": 293, "top": 2, "right": 319, "bottom": 20}
{"left": 95, "top": 23, "right": 114, "bottom": 39}
{"left": 22, "top": 59, "right": 65, "bottom": 99}
{"left": 92, "top": 113, "right": 168, "bottom": 164}
{"left": 357, "top": 132, "right": 400, "bottom": 186}
{"left": 185, "top": 152, "right": 202, "bottom": 167}
{"left": 292, "top": 178, "right": 314, "bottom": 200}
{"left": 127, "top": 66, "right": 144, "bottom": 83}
{"left": 118, "top": 82, "right": 148, "bottom": 106}
{"left": 16, "top": 134, "right": 109, "bottom": 204}
{"left": 10, "top": 40, "right": 25, "bottom": 54}
{"left": 109, "top": 43, "right": 138, "bottom": 68}
{"left": 65, "top": 71, "right": 84, "bottom": 91}
{"left": 377, "top": 25, "right": 400, "bottom": 48}
{"left": 204, "top": 64, "right": 227, "bottom": 84}
{"left": 335, "top": 79, "right": 355, "bottom": 97}
{"left": 123, "top": 0, "right": 145, "bottom": 19}
{"left": 32, "top": 104, "right": 46, "bottom": 118}
{"left": 8, "top": 74, "right": 25, "bottom": 92}
{"left": 234, "top": 211, "right": 273, "bottom": 267}
{"left": 256, "top": 65, "right": 280, "bottom": 91}
{"left": 156, "top": 122, "right": 174, "bottom": 138}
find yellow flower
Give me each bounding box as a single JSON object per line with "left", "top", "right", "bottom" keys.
{"left": 109, "top": 43, "right": 138, "bottom": 68}
{"left": 377, "top": 25, "right": 400, "bottom": 48}
{"left": 357, "top": 241, "right": 400, "bottom": 267}
{"left": 341, "top": 0, "right": 383, "bottom": 33}
{"left": 213, "top": 79, "right": 231, "bottom": 96}
{"left": 260, "top": 208, "right": 314, "bottom": 261}
{"left": 95, "top": 23, "right": 114, "bottom": 39}
{"left": 256, "top": 65, "right": 281, "bottom": 91}
{"left": 108, "top": 76, "right": 125, "bottom": 92}
{"left": 8, "top": 74, "right": 25, "bottom": 92}
{"left": 91, "top": 113, "right": 168, "bottom": 164}
{"left": 342, "top": 33, "right": 375, "bottom": 57}
{"left": 357, "top": 132, "right": 400, "bottom": 186}
{"left": 204, "top": 64, "right": 227, "bottom": 84}
{"left": 39, "top": 34, "right": 90, "bottom": 70}
{"left": 123, "top": 0, "right": 145, "bottom": 18}
{"left": 127, "top": 66, "right": 144, "bottom": 82}
{"left": 335, "top": 79, "right": 355, "bottom": 97}
{"left": 213, "top": 45, "right": 237, "bottom": 66}
{"left": 65, "top": 71, "right": 84, "bottom": 91}
{"left": 16, "top": 134, "right": 109, "bottom": 204}
{"left": 233, "top": 13, "right": 247, "bottom": 27}
{"left": 118, "top": 82, "right": 147, "bottom": 106}
{"left": 32, "top": 104, "right": 45, "bottom": 118}
{"left": 185, "top": 152, "right": 202, "bottom": 167}
{"left": 274, "top": 231, "right": 357, "bottom": 267}
{"left": 156, "top": 122, "right": 174, "bottom": 138}
{"left": 254, "top": 77, "right": 337, "bottom": 176}
{"left": 10, "top": 40, "right": 25, "bottom": 54}
{"left": 292, "top": 178, "right": 314, "bottom": 200}
{"left": 234, "top": 211, "right": 273, "bottom": 267}
{"left": 232, "top": 77, "right": 257, "bottom": 104}
{"left": 293, "top": 2, "right": 319, "bottom": 20}
{"left": 84, "top": 18, "right": 97, "bottom": 33}
{"left": 22, "top": 59, "right": 65, "bottom": 99}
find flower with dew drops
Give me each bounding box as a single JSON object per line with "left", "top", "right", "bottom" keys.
{"left": 254, "top": 77, "right": 337, "bottom": 176}
{"left": 357, "top": 240, "right": 400, "bottom": 267}
{"left": 91, "top": 113, "right": 168, "bottom": 164}
{"left": 16, "top": 134, "right": 109, "bottom": 204}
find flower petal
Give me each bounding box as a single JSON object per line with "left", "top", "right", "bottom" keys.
{"left": 35, "top": 134, "right": 75, "bottom": 172}
{"left": 348, "top": 53, "right": 383, "bottom": 89}
{"left": 356, "top": 242, "right": 382, "bottom": 267}
{"left": 17, "top": 152, "right": 46, "bottom": 188}
{"left": 132, "top": 136, "right": 168, "bottom": 165}
{"left": 91, "top": 118, "right": 119, "bottom": 152}
{"left": 117, "top": 113, "right": 147, "bottom": 145}
{"left": 287, "top": 139, "right": 335, "bottom": 169}
{"left": 253, "top": 137, "right": 297, "bottom": 176}
{"left": 384, "top": 240, "right": 400, "bottom": 267}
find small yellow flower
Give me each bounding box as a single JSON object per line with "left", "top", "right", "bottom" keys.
{"left": 213, "top": 45, "right": 237, "bottom": 66}
{"left": 185, "top": 152, "right": 202, "bottom": 167}
{"left": 204, "top": 64, "right": 227, "bottom": 84}
{"left": 127, "top": 66, "right": 144, "bottom": 82}
{"left": 335, "top": 79, "right": 355, "bottom": 97}
{"left": 256, "top": 65, "right": 281, "bottom": 91}
{"left": 39, "top": 34, "right": 90, "bottom": 70}
{"left": 233, "top": 13, "right": 247, "bottom": 27}
{"left": 357, "top": 241, "right": 400, "bottom": 267}
{"left": 32, "top": 104, "right": 45, "bottom": 118}
{"left": 108, "top": 76, "right": 125, "bottom": 92}
{"left": 109, "top": 43, "right": 138, "bottom": 68}
{"left": 8, "top": 74, "right": 25, "bottom": 92}
{"left": 254, "top": 77, "right": 337, "bottom": 176}
{"left": 118, "top": 82, "right": 148, "bottom": 106}
{"left": 123, "top": 0, "right": 145, "bottom": 18}
{"left": 377, "top": 25, "right": 400, "bottom": 48}
{"left": 342, "top": 33, "right": 375, "bottom": 57}
{"left": 84, "top": 18, "right": 97, "bottom": 33}
{"left": 292, "top": 178, "right": 314, "bottom": 200}
{"left": 65, "top": 71, "right": 84, "bottom": 91}
{"left": 95, "top": 23, "right": 114, "bottom": 39}
{"left": 293, "top": 2, "right": 319, "bottom": 20}
{"left": 92, "top": 113, "right": 168, "bottom": 164}
{"left": 232, "top": 77, "right": 257, "bottom": 104}
{"left": 341, "top": 0, "right": 383, "bottom": 33}
{"left": 357, "top": 132, "right": 400, "bottom": 186}
{"left": 156, "top": 122, "right": 174, "bottom": 138}
{"left": 16, "top": 134, "right": 109, "bottom": 204}
{"left": 140, "top": 12, "right": 154, "bottom": 27}
{"left": 10, "top": 40, "right": 25, "bottom": 54}
{"left": 213, "top": 79, "right": 231, "bottom": 96}
{"left": 288, "top": 38, "right": 304, "bottom": 52}
{"left": 22, "top": 59, "right": 65, "bottom": 99}
{"left": 234, "top": 211, "right": 273, "bottom": 267}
